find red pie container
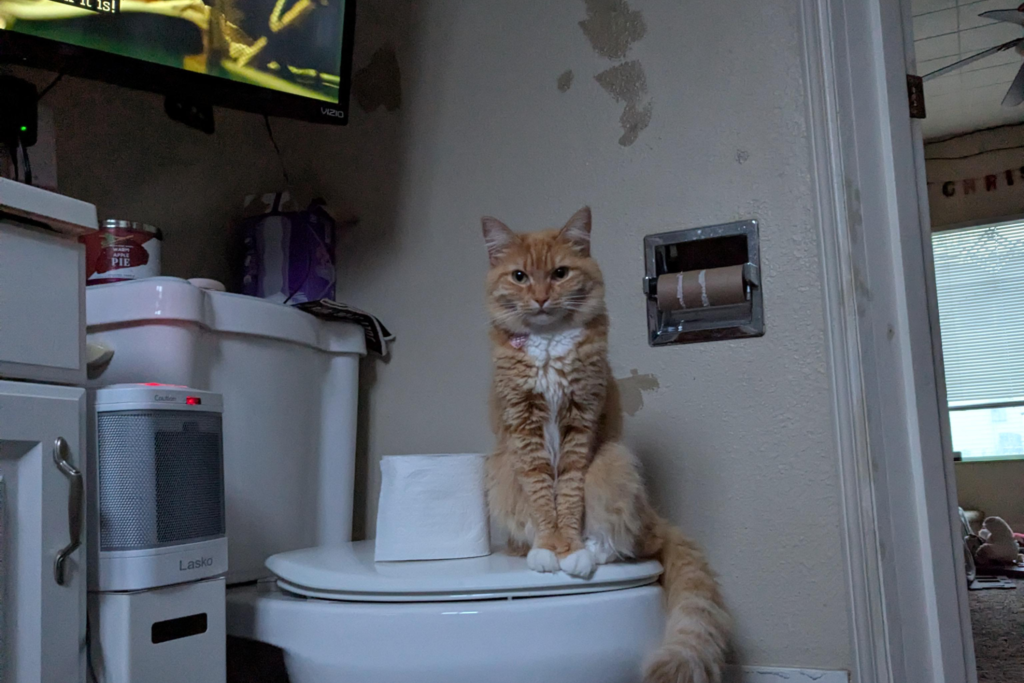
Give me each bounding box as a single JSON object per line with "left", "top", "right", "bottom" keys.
{"left": 80, "top": 220, "right": 163, "bottom": 285}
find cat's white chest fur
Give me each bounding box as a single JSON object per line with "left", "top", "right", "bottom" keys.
{"left": 523, "top": 328, "right": 584, "bottom": 468}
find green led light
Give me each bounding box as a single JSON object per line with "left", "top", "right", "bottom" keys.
{"left": 19, "top": 126, "right": 27, "bottom": 132}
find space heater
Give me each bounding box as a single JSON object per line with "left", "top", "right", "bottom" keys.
{"left": 89, "top": 384, "right": 227, "bottom": 591}
{"left": 87, "top": 384, "right": 227, "bottom": 683}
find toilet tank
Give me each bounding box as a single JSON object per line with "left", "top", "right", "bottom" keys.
{"left": 86, "top": 277, "right": 366, "bottom": 583}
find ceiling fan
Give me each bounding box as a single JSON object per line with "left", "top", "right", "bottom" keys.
{"left": 923, "top": 4, "right": 1024, "bottom": 107}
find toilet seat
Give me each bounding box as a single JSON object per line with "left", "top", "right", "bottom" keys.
{"left": 267, "top": 540, "right": 663, "bottom": 602}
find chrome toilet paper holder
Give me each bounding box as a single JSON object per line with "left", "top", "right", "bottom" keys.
{"left": 642, "top": 219, "right": 764, "bottom": 346}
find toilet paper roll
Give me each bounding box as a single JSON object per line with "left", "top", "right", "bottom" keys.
{"left": 374, "top": 454, "right": 491, "bottom": 562}
{"left": 655, "top": 265, "right": 747, "bottom": 311}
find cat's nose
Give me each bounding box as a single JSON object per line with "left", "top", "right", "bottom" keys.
{"left": 534, "top": 298, "right": 549, "bottom": 310}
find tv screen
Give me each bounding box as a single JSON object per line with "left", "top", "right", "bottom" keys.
{"left": 0, "top": 0, "right": 355, "bottom": 124}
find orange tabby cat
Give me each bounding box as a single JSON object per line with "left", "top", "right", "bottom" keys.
{"left": 483, "top": 207, "right": 730, "bottom": 683}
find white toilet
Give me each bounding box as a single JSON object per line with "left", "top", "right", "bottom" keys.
{"left": 87, "top": 278, "right": 666, "bottom": 683}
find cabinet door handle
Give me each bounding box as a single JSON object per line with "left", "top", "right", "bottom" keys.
{"left": 53, "top": 436, "right": 83, "bottom": 586}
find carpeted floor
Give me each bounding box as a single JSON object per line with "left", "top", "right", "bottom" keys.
{"left": 970, "top": 578, "right": 1023, "bottom": 682}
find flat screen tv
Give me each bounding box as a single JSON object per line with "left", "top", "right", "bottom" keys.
{"left": 0, "top": 0, "right": 356, "bottom": 125}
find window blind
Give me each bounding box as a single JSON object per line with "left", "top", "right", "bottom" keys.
{"left": 932, "top": 220, "right": 1024, "bottom": 407}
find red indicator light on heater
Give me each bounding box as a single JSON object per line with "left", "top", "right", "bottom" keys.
{"left": 186, "top": 396, "right": 202, "bottom": 406}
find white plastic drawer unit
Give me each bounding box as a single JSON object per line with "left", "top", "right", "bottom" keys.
{"left": 0, "top": 179, "right": 98, "bottom": 385}
{"left": 0, "top": 380, "right": 87, "bottom": 683}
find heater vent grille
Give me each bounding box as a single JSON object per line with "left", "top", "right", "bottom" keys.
{"left": 97, "top": 410, "right": 225, "bottom": 551}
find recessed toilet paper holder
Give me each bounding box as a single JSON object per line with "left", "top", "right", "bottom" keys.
{"left": 643, "top": 219, "right": 764, "bottom": 346}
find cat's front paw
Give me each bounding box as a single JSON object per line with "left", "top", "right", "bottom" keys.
{"left": 585, "top": 535, "right": 618, "bottom": 564}
{"left": 559, "top": 547, "right": 596, "bottom": 578}
{"left": 526, "top": 547, "right": 560, "bottom": 573}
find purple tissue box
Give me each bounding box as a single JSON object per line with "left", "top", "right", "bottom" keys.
{"left": 241, "top": 197, "right": 336, "bottom": 304}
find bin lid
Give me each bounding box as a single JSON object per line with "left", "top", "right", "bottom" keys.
{"left": 86, "top": 277, "right": 366, "bottom": 355}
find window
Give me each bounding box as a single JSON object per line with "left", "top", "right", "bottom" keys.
{"left": 933, "top": 219, "right": 1024, "bottom": 460}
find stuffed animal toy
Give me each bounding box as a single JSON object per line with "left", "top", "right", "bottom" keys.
{"left": 975, "top": 516, "right": 1023, "bottom": 566}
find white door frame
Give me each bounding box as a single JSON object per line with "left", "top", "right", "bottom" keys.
{"left": 803, "top": 1, "right": 976, "bottom": 682}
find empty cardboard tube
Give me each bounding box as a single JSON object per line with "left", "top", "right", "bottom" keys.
{"left": 655, "top": 265, "right": 747, "bottom": 311}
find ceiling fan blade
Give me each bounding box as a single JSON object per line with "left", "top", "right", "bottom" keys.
{"left": 980, "top": 9, "right": 1024, "bottom": 26}
{"left": 923, "top": 39, "right": 1024, "bottom": 81}
{"left": 1001, "top": 61, "right": 1024, "bottom": 107}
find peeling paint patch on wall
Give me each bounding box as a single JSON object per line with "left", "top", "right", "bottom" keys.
{"left": 615, "top": 368, "right": 660, "bottom": 416}
{"left": 557, "top": 69, "right": 575, "bottom": 93}
{"left": 576, "top": 0, "right": 651, "bottom": 146}
{"left": 595, "top": 60, "right": 652, "bottom": 146}
{"left": 578, "top": 0, "right": 647, "bottom": 60}
{"left": 353, "top": 46, "right": 402, "bottom": 113}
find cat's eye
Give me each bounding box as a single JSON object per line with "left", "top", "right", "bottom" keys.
{"left": 512, "top": 270, "right": 528, "bottom": 283}
{"left": 551, "top": 266, "right": 569, "bottom": 280}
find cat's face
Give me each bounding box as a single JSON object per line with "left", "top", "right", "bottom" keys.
{"left": 482, "top": 207, "right": 606, "bottom": 333}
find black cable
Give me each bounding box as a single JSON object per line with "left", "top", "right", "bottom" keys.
{"left": 38, "top": 72, "right": 64, "bottom": 101}
{"left": 282, "top": 219, "right": 333, "bottom": 305}
{"left": 282, "top": 247, "right": 312, "bottom": 305}
{"left": 6, "top": 141, "right": 18, "bottom": 181}
{"left": 86, "top": 612, "right": 100, "bottom": 683}
{"left": 925, "top": 144, "right": 1024, "bottom": 161}
{"left": 20, "top": 140, "right": 32, "bottom": 186}
{"left": 263, "top": 114, "right": 291, "bottom": 186}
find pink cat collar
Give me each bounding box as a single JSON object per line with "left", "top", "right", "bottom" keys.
{"left": 509, "top": 333, "right": 529, "bottom": 349}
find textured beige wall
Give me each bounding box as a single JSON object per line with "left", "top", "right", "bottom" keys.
{"left": 955, "top": 460, "right": 1024, "bottom": 532}
{"left": 926, "top": 126, "right": 1024, "bottom": 228}
{"left": 31, "top": 0, "right": 851, "bottom": 670}
{"left": 332, "top": 1, "right": 850, "bottom": 669}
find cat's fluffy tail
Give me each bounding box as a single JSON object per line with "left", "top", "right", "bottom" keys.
{"left": 643, "top": 515, "right": 730, "bottom": 683}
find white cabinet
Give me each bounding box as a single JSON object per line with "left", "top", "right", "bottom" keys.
{"left": 0, "top": 380, "right": 87, "bottom": 683}
{"left": 0, "top": 178, "right": 97, "bottom": 385}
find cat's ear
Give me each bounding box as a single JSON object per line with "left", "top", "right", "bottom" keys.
{"left": 482, "top": 216, "right": 517, "bottom": 265}
{"left": 559, "top": 206, "right": 592, "bottom": 257}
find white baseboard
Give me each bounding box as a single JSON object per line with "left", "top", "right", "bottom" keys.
{"left": 726, "top": 666, "right": 849, "bottom": 683}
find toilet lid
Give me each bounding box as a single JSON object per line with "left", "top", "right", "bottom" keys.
{"left": 268, "top": 541, "right": 663, "bottom": 603}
